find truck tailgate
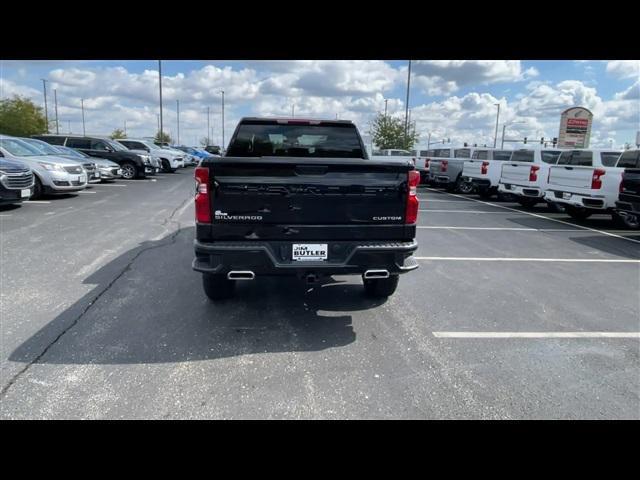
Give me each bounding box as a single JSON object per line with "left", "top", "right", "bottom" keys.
{"left": 463, "top": 159, "right": 483, "bottom": 177}
{"left": 548, "top": 165, "right": 593, "bottom": 189}
{"left": 501, "top": 162, "right": 532, "bottom": 184}
{"left": 203, "top": 157, "right": 414, "bottom": 240}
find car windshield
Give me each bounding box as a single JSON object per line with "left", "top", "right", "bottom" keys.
{"left": 0, "top": 138, "right": 45, "bottom": 156}
{"left": 105, "top": 139, "right": 128, "bottom": 152}
{"left": 21, "top": 138, "right": 60, "bottom": 155}
{"left": 54, "top": 146, "right": 86, "bottom": 158}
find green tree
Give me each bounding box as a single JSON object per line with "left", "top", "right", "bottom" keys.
{"left": 110, "top": 128, "right": 127, "bottom": 139}
{"left": 368, "top": 113, "right": 419, "bottom": 151}
{"left": 154, "top": 130, "right": 172, "bottom": 144}
{"left": 0, "top": 95, "right": 48, "bottom": 137}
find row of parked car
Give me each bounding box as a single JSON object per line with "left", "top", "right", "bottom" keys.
{"left": 0, "top": 133, "right": 219, "bottom": 205}
{"left": 407, "top": 146, "right": 640, "bottom": 229}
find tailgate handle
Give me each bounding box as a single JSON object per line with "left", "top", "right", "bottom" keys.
{"left": 564, "top": 167, "right": 574, "bottom": 170}
{"left": 295, "top": 165, "right": 328, "bottom": 175}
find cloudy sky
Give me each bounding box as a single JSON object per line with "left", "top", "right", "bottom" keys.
{"left": 1, "top": 60, "right": 638, "bottom": 148}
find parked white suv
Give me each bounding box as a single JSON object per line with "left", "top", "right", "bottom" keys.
{"left": 461, "top": 148, "right": 513, "bottom": 198}
{"left": 543, "top": 149, "right": 629, "bottom": 224}
{"left": 116, "top": 139, "right": 184, "bottom": 173}
{"left": 498, "top": 148, "right": 564, "bottom": 207}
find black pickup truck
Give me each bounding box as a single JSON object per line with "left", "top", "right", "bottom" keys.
{"left": 193, "top": 117, "right": 420, "bottom": 299}
{"left": 615, "top": 149, "right": 640, "bottom": 228}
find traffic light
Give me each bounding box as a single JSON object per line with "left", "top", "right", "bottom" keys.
{"left": 540, "top": 137, "right": 544, "bottom": 145}
{"left": 524, "top": 137, "right": 527, "bottom": 144}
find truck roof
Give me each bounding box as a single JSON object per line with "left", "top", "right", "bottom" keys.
{"left": 240, "top": 117, "right": 354, "bottom": 125}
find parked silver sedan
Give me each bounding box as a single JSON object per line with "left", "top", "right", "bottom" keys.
{"left": 51, "top": 145, "right": 122, "bottom": 181}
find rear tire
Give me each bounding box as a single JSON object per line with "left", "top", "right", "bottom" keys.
{"left": 202, "top": 274, "right": 235, "bottom": 300}
{"left": 517, "top": 197, "right": 539, "bottom": 208}
{"left": 457, "top": 178, "right": 474, "bottom": 194}
{"left": 363, "top": 275, "right": 399, "bottom": 298}
{"left": 161, "top": 159, "right": 176, "bottom": 173}
{"left": 612, "top": 212, "right": 640, "bottom": 230}
{"left": 565, "top": 205, "right": 592, "bottom": 220}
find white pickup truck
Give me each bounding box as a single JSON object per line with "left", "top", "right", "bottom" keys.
{"left": 498, "top": 148, "right": 563, "bottom": 207}
{"left": 543, "top": 149, "right": 632, "bottom": 225}
{"left": 461, "top": 148, "right": 513, "bottom": 198}
{"left": 428, "top": 147, "right": 475, "bottom": 193}
{"left": 410, "top": 148, "right": 435, "bottom": 184}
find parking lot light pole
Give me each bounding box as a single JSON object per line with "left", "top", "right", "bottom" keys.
{"left": 81, "top": 98, "right": 86, "bottom": 136}
{"left": 207, "top": 107, "right": 210, "bottom": 146}
{"left": 158, "top": 60, "right": 164, "bottom": 142}
{"left": 220, "top": 90, "right": 225, "bottom": 150}
{"left": 404, "top": 60, "right": 412, "bottom": 146}
{"left": 54, "top": 89, "right": 59, "bottom": 134}
{"left": 176, "top": 99, "right": 180, "bottom": 145}
{"left": 41, "top": 79, "right": 49, "bottom": 133}
{"left": 493, "top": 103, "right": 500, "bottom": 148}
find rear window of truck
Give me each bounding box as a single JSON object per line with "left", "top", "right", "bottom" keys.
{"left": 558, "top": 151, "right": 593, "bottom": 166}
{"left": 511, "top": 150, "right": 534, "bottom": 162}
{"left": 493, "top": 150, "right": 512, "bottom": 161}
{"left": 454, "top": 149, "right": 471, "bottom": 158}
{"left": 472, "top": 150, "right": 488, "bottom": 159}
{"left": 600, "top": 151, "right": 621, "bottom": 167}
{"left": 433, "top": 149, "right": 451, "bottom": 158}
{"left": 541, "top": 150, "right": 562, "bottom": 164}
{"left": 616, "top": 150, "right": 640, "bottom": 168}
{"left": 225, "top": 121, "right": 365, "bottom": 158}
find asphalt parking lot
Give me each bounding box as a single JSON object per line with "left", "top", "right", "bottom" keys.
{"left": 1, "top": 171, "right": 638, "bottom": 419}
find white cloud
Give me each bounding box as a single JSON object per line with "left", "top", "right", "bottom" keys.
{"left": 0, "top": 78, "right": 41, "bottom": 99}
{"left": 614, "top": 80, "right": 640, "bottom": 100}
{"left": 605, "top": 60, "right": 640, "bottom": 80}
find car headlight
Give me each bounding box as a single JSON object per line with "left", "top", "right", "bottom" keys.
{"left": 38, "top": 162, "right": 65, "bottom": 172}
{"left": 137, "top": 154, "right": 151, "bottom": 165}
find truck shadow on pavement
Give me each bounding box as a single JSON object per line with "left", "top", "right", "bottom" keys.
{"left": 10, "top": 227, "right": 385, "bottom": 366}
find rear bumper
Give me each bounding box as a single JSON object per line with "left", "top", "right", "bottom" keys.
{"left": 193, "top": 239, "right": 419, "bottom": 277}
{"left": 463, "top": 176, "right": 492, "bottom": 189}
{"left": 498, "top": 183, "right": 543, "bottom": 198}
{"left": 544, "top": 190, "right": 611, "bottom": 210}
{"left": 430, "top": 174, "right": 453, "bottom": 185}
{"left": 615, "top": 199, "right": 640, "bottom": 216}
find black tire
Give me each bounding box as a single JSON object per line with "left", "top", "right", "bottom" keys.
{"left": 457, "top": 177, "right": 474, "bottom": 194}
{"left": 517, "top": 197, "right": 539, "bottom": 208}
{"left": 546, "top": 201, "right": 564, "bottom": 213}
{"left": 363, "top": 275, "right": 399, "bottom": 298}
{"left": 612, "top": 212, "right": 640, "bottom": 230}
{"left": 202, "top": 274, "right": 236, "bottom": 300}
{"left": 565, "top": 205, "right": 592, "bottom": 220}
{"left": 161, "top": 159, "right": 176, "bottom": 173}
{"left": 120, "top": 162, "right": 137, "bottom": 180}
{"left": 478, "top": 188, "right": 494, "bottom": 199}
{"left": 32, "top": 175, "right": 43, "bottom": 199}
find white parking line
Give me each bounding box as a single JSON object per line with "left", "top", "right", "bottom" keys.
{"left": 93, "top": 184, "right": 127, "bottom": 187}
{"left": 417, "top": 199, "right": 475, "bottom": 203}
{"left": 432, "top": 332, "right": 640, "bottom": 339}
{"left": 425, "top": 187, "right": 640, "bottom": 245}
{"left": 24, "top": 201, "right": 51, "bottom": 204}
{"left": 416, "top": 226, "right": 581, "bottom": 232}
{"left": 414, "top": 256, "right": 640, "bottom": 263}
{"left": 77, "top": 191, "right": 97, "bottom": 194}
{"left": 0, "top": 214, "right": 11, "bottom": 217}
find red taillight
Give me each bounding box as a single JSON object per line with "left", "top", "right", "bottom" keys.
{"left": 529, "top": 165, "right": 540, "bottom": 182}
{"left": 441, "top": 160, "right": 448, "bottom": 172}
{"left": 481, "top": 161, "right": 489, "bottom": 175}
{"left": 405, "top": 170, "right": 420, "bottom": 224}
{"left": 194, "top": 166, "right": 211, "bottom": 223}
{"left": 591, "top": 168, "right": 606, "bottom": 190}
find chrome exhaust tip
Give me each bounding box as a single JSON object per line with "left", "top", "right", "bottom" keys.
{"left": 363, "top": 269, "right": 390, "bottom": 279}
{"left": 227, "top": 271, "right": 255, "bottom": 281}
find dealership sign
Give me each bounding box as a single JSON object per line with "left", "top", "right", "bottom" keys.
{"left": 558, "top": 107, "right": 593, "bottom": 148}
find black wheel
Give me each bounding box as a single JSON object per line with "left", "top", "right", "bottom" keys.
{"left": 612, "top": 212, "right": 640, "bottom": 230}
{"left": 120, "top": 162, "right": 136, "bottom": 180}
{"left": 32, "top": 176, "right": 43, "bottom": 199}
{"left": 457, "top": 178, "right": 474, "bottom": 194}
{"left": 565, "top": 205, "right": 592, "bottom": 220}
{"left": 517, "top": 197, "right": 539, "bottom": 208}
{"left": 161, "top": 159, "right": 176, "bottom": 173}
{"left": 363, "top": 275, "right": 399, "bottom": 298}
{"left": 546, "top": 201, "right": 564, "bottom": 213}
{"left": 478, "top": 188, "right": 494, "bottom": 199}
{"left": 202, "top": 274, "right": 235, "bottom": 300}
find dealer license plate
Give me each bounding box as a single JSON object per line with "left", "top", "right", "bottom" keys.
{"left": 292, "top": 244, "right": 328, "bottom": 261}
